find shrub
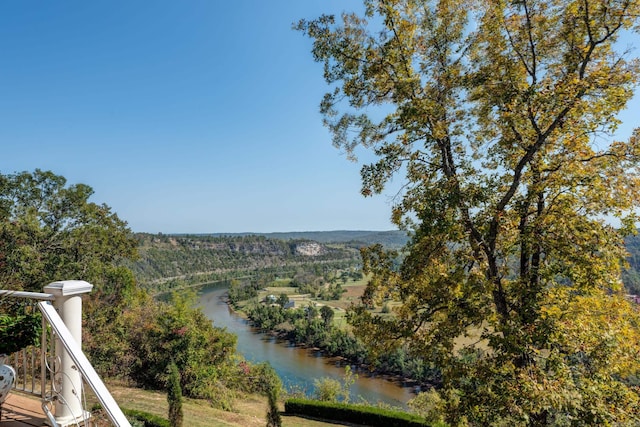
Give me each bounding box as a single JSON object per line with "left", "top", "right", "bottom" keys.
{"left": 122, "top": 408, "right": 170, "bottom": 427}
{"left": 284, "top": 398, "right": 433, "bottom": 427}
{"left": 0, "top": 311, "right": 41, "bottom": 355}
{"left": 313, "top": 377, "right": 342, "bottom": 402}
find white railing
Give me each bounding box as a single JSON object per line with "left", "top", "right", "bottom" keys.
{"left": 1, "top": 290, "right": 55, "bottom": 400}
{"left": 1, "top": 281, "right": 131, "bottom": 427}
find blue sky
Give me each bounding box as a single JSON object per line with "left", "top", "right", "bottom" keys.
{"left": 0, "top": 2, "right": 638, "bottom": 234}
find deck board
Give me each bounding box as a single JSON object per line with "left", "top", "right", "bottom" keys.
{"left": 0, "top": 392, "right": 47, "bottom": 426}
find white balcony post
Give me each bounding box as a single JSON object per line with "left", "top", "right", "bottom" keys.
{"left": 43, "top": 280, "right": 93, "bottom": 426}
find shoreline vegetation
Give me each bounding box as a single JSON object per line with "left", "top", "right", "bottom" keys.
{"left": 221, "top": 292, "right": 424, "bottom": 394}
{"left": 225, "top": 277, "right": 441, "bottom": 395}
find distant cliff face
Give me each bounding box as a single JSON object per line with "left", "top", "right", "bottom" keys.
{"left": 126, "top": 233, "right": 361, "bottom": 290}
{"left": 293, "top": 241, "right": 325, "bottom": 256}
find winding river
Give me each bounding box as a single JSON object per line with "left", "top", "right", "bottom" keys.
{"left": 197, "top": 283, "right": 416, "bottom": 408}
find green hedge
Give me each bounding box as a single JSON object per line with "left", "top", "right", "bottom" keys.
{"left": 284, "top": 398, "right": 430, "bottom": 427}
{"left": 122, "top": 408, "right": 170, "bottom": 427}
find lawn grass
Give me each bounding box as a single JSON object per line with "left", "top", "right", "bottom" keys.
{"left": 263, "top": 286, "right": 299, "bottom": 296}
{"left": 106, "top": 383, "right": 365, "bottom": 427}
{"left": 270, "top": 278, "right": 294, "bottom": 287}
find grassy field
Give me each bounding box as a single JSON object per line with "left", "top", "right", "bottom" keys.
{"left": 255, "top": 276, "right": 486, "bottom": 350}
{"left": 107, "top": 383, "right": 366, "bottom": 427}
{"left": 256, "top": 275, "right": 403, "bottom": 329}
{"left": 258, "top": 277, "right": 368, "bottom": 330}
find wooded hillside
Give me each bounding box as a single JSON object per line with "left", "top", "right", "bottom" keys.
{"left": 125, "top": 232, "right": 408, "bottom": 293}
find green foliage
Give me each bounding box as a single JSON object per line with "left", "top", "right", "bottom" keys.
{"left": 319, "top": 305, "right": 334, "bottom": 327}
{"left": 242, "top": 230, "right": 409, "bottom": 248}
{"left": 0, "top": 302, "right": 41, "bottom": 354}
{"left": 123, "top": 291, "right": 238, "bottom": 405}
{"left": 340, "top": 365, "right": 357, "bottom": 403}
{"left": 244, "top": 298, "right": 440, "bottom": 382}
{"left": 276, "top": 293, "right": 289, "bottom": 308}
{"left": 167, "top": 361, "right": 183, "bottom": 427}
{"left": 623, "top": 234, "right": 640, "bottom": 294}
{"left": 313, "top": 377, "right": 342, "bottom": 402}
{"left": 318, "top": 283, "right": 345, "bottom": 300}
{"left": 0, "top": 169, "right": 263, "bottom": 411}
{"left": 0, "top": 169, "right": 137, "bottom": 294}
{"left": 284, "top": 398, "right": 432, "bottom": 427}
{"left": 237, "top": 361, "right": 283, "bottom": 396}
{"left": 313, "top": 366, "right": 358, "bottom": 403}
{"left": 408, "top": 389, "right": 449, "bottom": 426}
{"left": 265, "top": 368, "right": 282, "bottom": 427}
{"left": 228, "top": 279, "right": 261, "bottom": 305}
{"left": 126, "top": 233, "right": 361, "bottom": 294}
{"left": 298, "top": 0, "right": 640, "bottom": 424}
{"left": 121, "top": 408, "right": 171, "bottom": 427}
{"left": 0, "top": 169, "right": 140, "bottom": 369}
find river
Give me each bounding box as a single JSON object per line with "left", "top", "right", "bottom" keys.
{"left": 197, "top": 283, "right": 416, "bottom": 408}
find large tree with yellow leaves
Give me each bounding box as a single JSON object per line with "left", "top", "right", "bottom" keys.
{"left": 298, "top": 0, "right": 640, "bottom": 424}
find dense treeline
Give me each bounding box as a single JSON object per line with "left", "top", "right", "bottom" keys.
{"left": 238, "top": 230, "right": 409, "bottom": 248}
{"left": 227, "top": 268, "right": 358, "bottom": 305}
{"left": 125, "top": 227, "right": 640, "bottom": 392}
{"left": 187, "top": 230, "right": 410, "bottom": 248}
{"left": 131, "top": 230, "right": 640, "bottom": 298}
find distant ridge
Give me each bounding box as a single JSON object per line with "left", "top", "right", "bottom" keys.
{"left": 190, "top": 230, "right": 410, "bottom": 248}
{"left": 129, "top": 231, "right": 409, "bottom": 292}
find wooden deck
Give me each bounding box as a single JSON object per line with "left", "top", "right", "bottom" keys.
{"left": 0, "top": 392, "right": 47, "bottom": 426}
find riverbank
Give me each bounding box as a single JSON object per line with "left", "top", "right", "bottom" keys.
{"left": 229, "top": 282, "right": 438, "bottom": 393}
{"left": 199, "top": 284, "right": 417, "bottom": 407}
{"left": 223, "top": 285, "right": 425, "bottom": 389}
{"left": 246, "top": 322, "right": 425, "bottom": 394}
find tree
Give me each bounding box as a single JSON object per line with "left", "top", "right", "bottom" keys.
{"left": 277, "top": 292, "right": 289, "bottom": 308}
{"left": 313, "top": 377, "right": 342, "bottom": 402}
{"left": 266, "top": 384, "right": 282, "bottom": 427}
{"left": 0, "top": 169, "right": 137, "bottom": 297}
{"left": 262, "top": 363, "right": 283, "bottom": 427}
{"left": 124, "top": 291, "right": 238, "bottom": 401}
{"left": 0, "top": 170, "right": 250, "bottom": 408}
{"left": 320, "top": 304, "right": 335, "bottom": 328}
{"left": 167, "top": 361, "right": 184, "bottom": 427}
{"left": 297, "top": 1, "right": 640, "bottom": 425}
{"left": 0, "top": 169, "right": 140, "bottom": 371}
{"left": 312, "top": 366, "right": 357, "bottom": 403}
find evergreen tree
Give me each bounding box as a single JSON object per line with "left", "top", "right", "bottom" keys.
{"left": 265, "top": 384, "right": 281, "bottom": 427}
{"left": 167, "top": 361, "right": 183, "bottom": 427}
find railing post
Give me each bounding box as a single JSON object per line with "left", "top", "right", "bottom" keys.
{"left": 43, "top": 280, "right": 93, "bottom": 426}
